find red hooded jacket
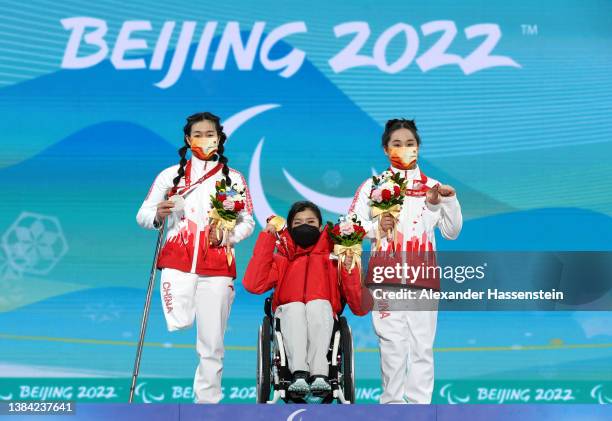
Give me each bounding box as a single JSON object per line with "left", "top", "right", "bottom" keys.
{"left": 243, "top": 226, "right": 371, "bottom": 316}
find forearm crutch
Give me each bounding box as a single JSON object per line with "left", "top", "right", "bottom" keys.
{"left": 129, "top": 218, "right": 167, "bottom": 403}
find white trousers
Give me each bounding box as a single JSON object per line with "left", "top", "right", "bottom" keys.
{"left": 275, "top": 299, "right": 334, "bottom": 377}
{"left": 160, "top": 268, "right": 235, "bottom": 403}
{"left": 371, "top": 310, "right": 438, "bottom": 404}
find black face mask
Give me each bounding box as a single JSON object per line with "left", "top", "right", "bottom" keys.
{"left": 290, "top": 224, "right": 321, "bottom": 248}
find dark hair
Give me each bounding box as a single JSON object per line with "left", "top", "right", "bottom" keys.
{"left": 287, "top": 201, "right": 322, "bottom": 228}
{"left": 171, "top": 111, "right": 231, "bottom": 191}
{"left": 382, "top": 118, "right": 421, "bottom": 148}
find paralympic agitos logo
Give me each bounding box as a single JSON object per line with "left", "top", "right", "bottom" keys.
{"left": 60, "top": 18, "right": 520, "bottom": 88}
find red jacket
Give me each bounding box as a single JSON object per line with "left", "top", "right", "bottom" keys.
{"left": 243, "top": 227, "right": 371, "bottom": 316}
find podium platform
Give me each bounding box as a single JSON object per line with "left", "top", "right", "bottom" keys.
{"left": 1, "top": 403, "right": 609, "bottom": 420}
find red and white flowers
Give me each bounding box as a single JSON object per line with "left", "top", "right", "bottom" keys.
{"left": 212, "top": 179, "right": 246, "bottom": 215}
{"left": 369, "top": 170, "right": 406, "bottom": 209}
{"left": 208, "top": 179, "right": 247, "bottom": 265}
{"left": 328, "top": 213, "right": 366, "bottom": 275}
{"left": 329, "top": 213, "right": 367, "bottom": 244}
{"left": 369, "top": 170, "right": 407, "bottom": 250}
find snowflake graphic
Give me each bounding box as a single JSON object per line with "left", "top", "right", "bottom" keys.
{"left": 1, "top": 212, "right": 68, "bottom": 275}
{"left": 322, "top": 170, "right": 343, "bottom": 189}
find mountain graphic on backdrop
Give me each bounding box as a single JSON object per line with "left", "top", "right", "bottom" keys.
{"left": 0, "top": 34, "right": 509, "bottom": 219}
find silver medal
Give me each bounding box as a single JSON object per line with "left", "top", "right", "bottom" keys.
{"left": 170, "top": 195, "right": 185, "bottom": 212}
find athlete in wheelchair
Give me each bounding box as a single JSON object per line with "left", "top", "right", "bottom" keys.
{"left": 243, "top": 201, "right": 371, "bottom": 403}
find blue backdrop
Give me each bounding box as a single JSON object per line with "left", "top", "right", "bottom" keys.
{"left": 0, "top": 0, "right": 611, "bottom": 404}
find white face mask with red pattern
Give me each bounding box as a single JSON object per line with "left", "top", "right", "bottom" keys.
{"left": 388, "top": 146, "right": 418, "bottom": 170}
{"left": 189, "top": 135, "right": 219, "bottom": 160}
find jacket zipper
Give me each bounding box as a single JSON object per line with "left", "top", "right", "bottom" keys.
{"left": 401, "top": 170, "right": 410, "bottom": 283}
{"left": 191, "top": 221, "right": 201, "bottom": 273}
{"left": 189, "top": 162, "right": 208, "bottom": 273}
{"left": 302, "top": 254, "right": 310, "bottom": 302}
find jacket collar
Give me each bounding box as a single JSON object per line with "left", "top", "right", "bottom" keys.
{"left": 389, "top": 164, "right": 421, "bottom": 180}
{"left": 278, "top": 225, "right": 332, "bottom": 260}
{"left": 188, "top": 155, "right": 213, "bottom": 181}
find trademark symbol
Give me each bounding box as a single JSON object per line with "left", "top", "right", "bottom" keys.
{"left": 521, "top": 24, "right": 538, "bottom": 35}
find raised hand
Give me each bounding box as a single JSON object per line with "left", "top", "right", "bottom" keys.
{"left": 426, "top": 184, "right": 456, "bottom": 205}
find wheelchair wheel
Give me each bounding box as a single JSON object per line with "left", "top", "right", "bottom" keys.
{"left": 338, "top": 317, "right": 355, "bottom": 403}
{"left": 256, "top": 315, "right": 272, "bottom": 403}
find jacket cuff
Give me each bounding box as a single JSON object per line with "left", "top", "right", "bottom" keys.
{"left": 425, "top": 195, "right": 457, "bottom": 212}
{"left": 439, "top": 195, "right": 459, "bottom": 212}
{"left": 257, "top": 231, "right": 278, "bottom": 251}
{"left": 425, "top": 200, "right": 441, "bottom": 212}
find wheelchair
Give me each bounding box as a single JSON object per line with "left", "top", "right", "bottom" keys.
{"left": 255, "top": 295, "right": 355, "bottom": 404}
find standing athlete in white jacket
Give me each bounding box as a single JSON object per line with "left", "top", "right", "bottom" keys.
{"left": 349, "top": 119, "right": 462, "bottom": 404}
{"left": 137, "top": 112, "right": 255, "bottom": 403}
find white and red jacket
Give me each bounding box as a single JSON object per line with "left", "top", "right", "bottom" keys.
{"left": 349, "top": 165, "right": 462, "bottom": 289}
{"left": 137, "top": 156, "right": 255, "bottom": 278}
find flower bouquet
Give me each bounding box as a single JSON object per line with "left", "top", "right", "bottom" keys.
{"left": 369, "top": 170, "right": 407, "bottom": 250}
{"left": 208, "top": 179, "right": 247, "bottom": 265}
{"left": 327, "top": 213, "right": 367, "bottom": 283}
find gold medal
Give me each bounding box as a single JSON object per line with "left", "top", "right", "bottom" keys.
{"left": 268, "top": 215, "right": 286, "bottom": 232}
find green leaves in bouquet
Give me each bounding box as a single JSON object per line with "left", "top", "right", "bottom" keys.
{"left": 327, "top": 220, "right": 366, "bottom": 246}
{"left": 390, "top": 171, "right": 407, "bottom": 190}
{"left": 376, "top": 195, "right": 403, "bottom": 210}
{"left": 210, "top": 194, "right": 239, "bottom": 221}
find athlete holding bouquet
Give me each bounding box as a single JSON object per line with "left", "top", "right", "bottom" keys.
{"left": 350, "top": 119, "right": 462, "bottom": 404}
{"left": 137, "top": 112, "right": 255, "bottom": 403}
